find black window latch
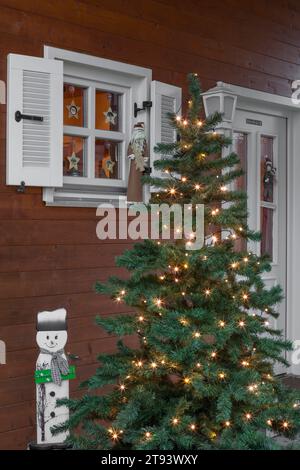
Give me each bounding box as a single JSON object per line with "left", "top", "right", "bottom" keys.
{"left": 15, "top": 110, "right": 43, "bottom": 122}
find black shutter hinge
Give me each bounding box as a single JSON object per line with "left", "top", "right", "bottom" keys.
{"left": 134, "top": 101, "right": 152, "bottom": 118}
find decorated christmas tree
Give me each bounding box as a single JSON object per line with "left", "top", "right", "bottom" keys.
{"left": 56, "top": 74, "right": 300, "bottom": 450}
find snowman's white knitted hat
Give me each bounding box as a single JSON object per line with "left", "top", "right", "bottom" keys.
{"left": 37, "top": 308, "right": 67, "bottom": 331}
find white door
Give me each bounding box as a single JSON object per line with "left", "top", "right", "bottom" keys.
{"left": 232, "top": 109, "right": 287, "bottom": 373}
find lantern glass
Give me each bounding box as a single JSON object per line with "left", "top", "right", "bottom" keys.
{"left": 206, "top": 95, "right": 220, "bottom": 117}
{"left": 224, "top": 95, "right": 235, "bottom": 121}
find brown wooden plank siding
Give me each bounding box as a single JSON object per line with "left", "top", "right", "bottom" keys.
{"left": 0, "top": 0, "right": 299, "bottom": 449}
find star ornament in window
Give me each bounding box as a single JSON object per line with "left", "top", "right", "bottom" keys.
{"left": 66, "top": 100, "right": 81, "bottom": 119}
{"left": 67, "top": 151, "right": 80, "bottom": 170}
{"left": 103, "top": 106, "right": 117, "bottom": 125}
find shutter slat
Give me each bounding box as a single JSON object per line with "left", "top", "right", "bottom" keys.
{"left": 7, "top": 53, "right": 63, "bottom": 187}
{"left": 22, "top": 69, "right": 51, "bottom": 169}
{"left": 150, "top": 81, "right": 181, "bottom": 180}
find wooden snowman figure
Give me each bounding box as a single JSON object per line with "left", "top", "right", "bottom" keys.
{"left": 35, "top": 309, "right": 75, "bottom": 445}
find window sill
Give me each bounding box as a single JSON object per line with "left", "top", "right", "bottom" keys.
{"left": 43, "top": 185, "right": 127, "bottom": 208}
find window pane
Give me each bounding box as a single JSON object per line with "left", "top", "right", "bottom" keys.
{"left": 63, "top": 135, "right": 86, "bottom": 177}
{"left": 233, "top": 132, "right": 247, "bottom": 192}
{"left": 261, "top": 207, "right": 273, "bottom": 259}
{"left": 64, "top": 83, "right": 86, "bottom": 127}
{"left": 261, "top": 135, "right": 274, "bottom": 203}
{"left": 95, "top": 91, "right": 120, "bottom": 131}
{"left": 95, "top": 140, "right": 120, "bottom": 179}
{"left": 233, "top": 132, "right": 248, "bottom": 252}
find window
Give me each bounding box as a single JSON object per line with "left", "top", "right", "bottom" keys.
{"left": 6, "top": 48, "right": 181, "bottom": 207}
{"left": 43, "top": 47, "right": 152, "bottom": 207}
{"left": 62, "top": 81, "right": 127, "bottom": 184}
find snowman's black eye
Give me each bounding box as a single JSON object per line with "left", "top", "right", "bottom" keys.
{"left": 46, "top": 336, "right": 49, "bottom": 340}
{"left": 55, "top": 335, "right": 58, "bottom": 340}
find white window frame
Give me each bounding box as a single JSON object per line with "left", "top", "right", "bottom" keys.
{"left": 43, "top": 46, "right": 152, "bottom": 207}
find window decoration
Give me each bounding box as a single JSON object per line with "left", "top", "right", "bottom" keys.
{"left": 64, "top": 84, "right": 85, "bottom": 127}
{"left": 260, "top": 135, "right": 276, "bottom": 259}
{"left": 127, "top": 122, "right": 149, "bottom": 202}
{"left": 96, "top": 91, "right": 120, "bottom": 131}
{"left": 63, "top": 135, "right": 85, "bottom": 177}
{"left": 95, "top": 140, "right": 119, "bottom": 179}
{"left": 262, "top": 157, "right": 276, "bottom": 202}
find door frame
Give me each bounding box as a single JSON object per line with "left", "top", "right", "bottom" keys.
{"left": 210, "top": 82, "right": 300, "bottom": 375}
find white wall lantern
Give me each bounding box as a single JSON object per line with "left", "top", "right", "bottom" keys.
{"left": 202, "top": 81, "right": 237, "bottom": 129}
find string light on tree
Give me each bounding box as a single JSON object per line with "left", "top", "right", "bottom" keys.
{"left": 68, "top": 73, "right": 300, "bottom": 451}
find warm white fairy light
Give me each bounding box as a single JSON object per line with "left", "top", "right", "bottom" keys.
{"left": 267, "top": 419, "right": 272, "bottom": 426}
{"left": 212, "top": 235, "right": 218, "bottom": 243}
{"left": 154, "top": 298, "right": 163, "bottom": 307}
{"left": 238, "top": 320, "right": 246, "bottom": 328}
{"left": 120, "top": 290, "right": 126, "bottom": 295}
{"left": 145, "top": 431, "right": 152, "bottom": 439}
{"left": 176, "top": 115, "right": 181, "bottom": 122}
{"left": 169, "top": 188, "right": 176, "bottom": 195}
{"left": 231, "top": 262, "right": 239, "bottom": 269}
{"left": 183, "top": 119, "right": 188, "bottom": 126}
{"left": 159, "top": 275, "right": 165, "bottom": 280}
{"left": 195, "top": 184, "right": 201, "bottom": 190}
{"left": 245, "top": 413, "right": 252, "bottom": 421}
{"left": 248, "top": 384, "right": 258, "bottom": 392}
{"left": 282, "top": 421, "right": 289, "bottom": 429}
{"left": 190, "top": 424, "right": 196, "bottom": 431}
{"left": 205, "top": 289, "right": 211, "bottom": 296}
{"left": 231, "top": 233, "right": 237, "bottom": 240}
{"left": 218, "top": 372, "right": 226, "bottom": 380}
{"left": 211, "top": 351, "right": 217, "bottom": 358}
{"left": 116, "top": 296, "right": 122, "bottom": 302}
{"left": 196, "top": 362, "right": 201, "bottom": 368}
{"left": 150, "top": 362, "right": 157, "bottom": 369}
{"left": 183, "top": 263, "right": 188, "bottom": 269}
{"left": 243, "top": 257, "right": 249, "bottom": 263}
{"left": 174, "top": 266, "right": 179, "bottom": 273}
{"left": 219, "top": 320, "right": 226, "bottom": 328}
{"left": 241, "top": 360, "right": 250, "bottom": 367}
{"left": 242, "top": 293, "right": 249, "bottom": 300}
{"left": 193, "top": 331, "right": 201, "bottom": 338}
{"left": 119, "top": 384, "right": 126, "bottom": 391}
{"left": 197, "top": 120, "right": 203, "bottom": 127}
{"left": 220, "top": 185, "right": 228, "bottom": 192}
{"left": 224, "top": 421, "right": 231, "bottom": 427}
{"left": 181, "top": 176, "right": 187, "bottom": 182}
{"left": 184, "top": 377, "right": 191, "bottom": 384}
{"left": 211, "top": 208, "right": 219, "bottom": 216}
{"left": 181, "top": 291, "right": 186, "bottom": 296}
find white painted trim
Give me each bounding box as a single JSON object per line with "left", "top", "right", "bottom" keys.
{"left": 207, "top": 81, "right": 300, "bottom": 374}
{"left": 221, "top": 82, "right": 299, "bottom": 110}
{"left": 44, "top": 46, "right": 152, "bottom": 81}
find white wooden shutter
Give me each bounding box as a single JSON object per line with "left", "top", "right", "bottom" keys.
{"left": 7, "top": 54, "right": 63, "bottom": 187}
{"left": 150, "top": 81, "right": 182, "bottom": 179}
